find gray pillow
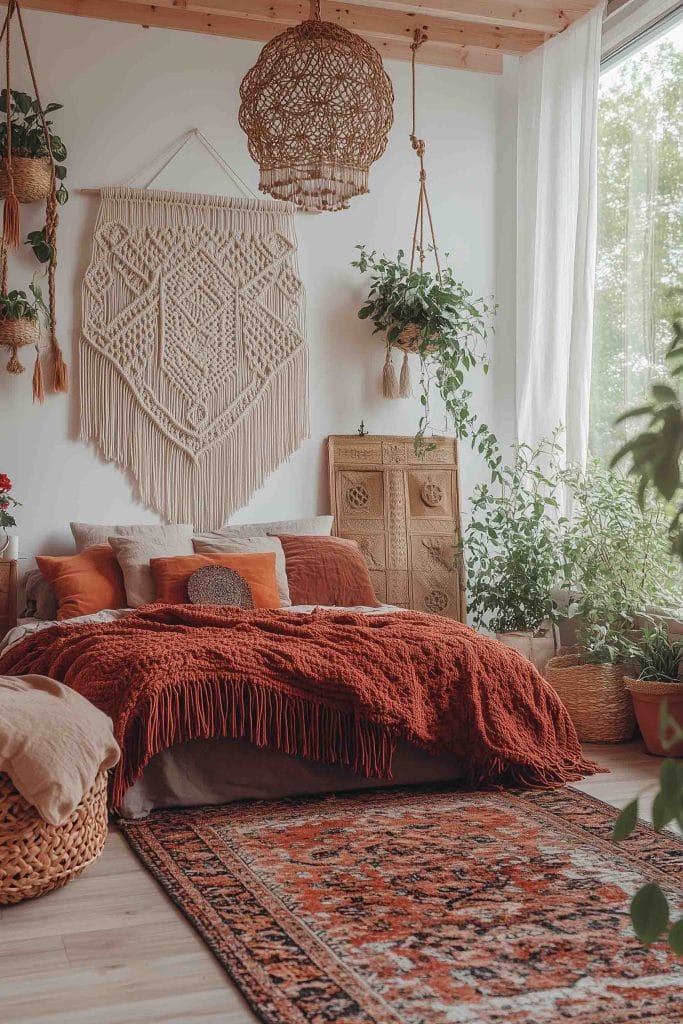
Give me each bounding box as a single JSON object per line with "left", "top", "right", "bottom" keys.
{"left": 22, "top": 568, "right": 58, "bottom": 621}
{"left": 71, "top": 522, "right": 194, "bottom": 552}
{"left": 196, "top": 515, "right": 333, "bottom": 542}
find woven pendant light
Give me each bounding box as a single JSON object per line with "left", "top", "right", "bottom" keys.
{"left": 238, "top": 0, "right": 394, "bottom": 212}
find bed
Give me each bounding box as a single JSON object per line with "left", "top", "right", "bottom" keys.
{"left": 0, "top": 603, "right": 597, "bottom": 818}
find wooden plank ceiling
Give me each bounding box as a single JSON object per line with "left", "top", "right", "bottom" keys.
{"left": 15, "top": 0, "right": 600, "bottom": 74}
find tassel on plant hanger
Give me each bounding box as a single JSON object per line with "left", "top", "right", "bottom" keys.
{"left": 399, "top": 351, "right": 412, "bottom": 398}
{"left": 51, "top": 338, "right": 68, "bottom": 392}
{"left": 2, "top": 180, "right": 20, "bottom": 247}
{"left": 32, "top": 344, "right": 44, "bottom": 403}
{"left": 382, "top": 345, "right": 399, "bottom": 399}
{"left": 6, "top": 346, "right": 23, "bottom": 373}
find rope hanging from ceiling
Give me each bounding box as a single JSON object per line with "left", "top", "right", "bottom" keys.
{"left": 0, "top": 0, "right": 67, "bottom": 400}
{"left": 238, "top": 0, "right": 394, "bottom": 212}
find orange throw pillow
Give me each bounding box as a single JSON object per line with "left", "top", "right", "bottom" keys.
{"left": 274, "top": 535, "right": 380, "bottom": 608}
{"left": 36, "top": 545, "right": 127, "bottom": 621}
{"left": 150, "top": 552, "right": 281, "bottom": 609}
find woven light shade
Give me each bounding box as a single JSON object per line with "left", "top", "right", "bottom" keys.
{"left": 238, "top": 2, "right": 394, "bottom": 212}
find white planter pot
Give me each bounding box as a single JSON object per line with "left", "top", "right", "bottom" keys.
{"left": 496, "top": 630, "right": 556, "bottom": 675}
{"left": 0, "top": 534, "right": 18, "bottom": 561}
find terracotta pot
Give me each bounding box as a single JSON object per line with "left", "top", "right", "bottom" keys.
{"left": 0, "top": 155, "right": 52, "bottom": 204}
{"left": 623, "top": 677, "right": 683, "bottom": 757}
{"left": 496, "top": 630, "right": 556, "bottom": 675}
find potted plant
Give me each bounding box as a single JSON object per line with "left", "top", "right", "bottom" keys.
{"left": 0, "top": 473, "right": 19, "bottom": 560}
{"left": 465, "top": 433, "right": 569, "bottom": 672}
{"left": 0, "top": 89, "right": 67, "bottom": 207}
{"left": 0, "top": 278, "right": 50, "bottom": 373}
{"left": 352, "top": 246, "right": 500, "bottom": 470}
{"left": 621, "top": 625, "right": 683, "bottom": 756}
{"left": 544, "top": 459, "right": 682, "bottom": 742}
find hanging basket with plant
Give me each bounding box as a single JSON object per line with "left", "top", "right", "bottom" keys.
{"left": 352, "top": 30, "right": 498, "bottom": 470}
{"left": 0, "top": 277, "right": 49, "bottom": 393}
{"left": 0, "top": 0, "right": 68, "bottom": 401}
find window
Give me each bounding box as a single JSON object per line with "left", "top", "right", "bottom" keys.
{"left": 589, "top": 18, "right": 683, "bottom": 461}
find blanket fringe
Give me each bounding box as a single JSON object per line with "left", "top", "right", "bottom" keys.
{"left": 115, "top": 674, "right": 396, "bottom": 809}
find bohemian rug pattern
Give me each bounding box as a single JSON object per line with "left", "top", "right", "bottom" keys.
{"left": 81, "top": 187, "right": 307, "bottom": 531}
{"left": 120, "top": 786, "right": 683, "bottom": 1024}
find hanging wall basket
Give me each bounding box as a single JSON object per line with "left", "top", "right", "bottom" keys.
{"left": 0, "top": 0, "right": 68, "bottom": 401}
{"left": 0, "top": 154, "right": 50, "bottom": 203}
{"left": 238, "top": 0, "right": 394, "bottom": 212}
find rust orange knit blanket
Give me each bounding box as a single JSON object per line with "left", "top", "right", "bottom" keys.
{"left": 0, "top": 605, "right": 598, "bottom": 806}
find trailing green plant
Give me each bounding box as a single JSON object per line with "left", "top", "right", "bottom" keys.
{"left": 352, "top": 246, "right": 500, "bottom": 474}
{"left": 0, "top": 278, "right": 49, "bottom": 326}
{"left": 562, "top": 458, "right": 683, "bottom": 663}
{"left": 465, "top": 432, "right": 570, "bottom": 633}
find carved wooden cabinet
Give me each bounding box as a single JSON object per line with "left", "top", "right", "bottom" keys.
{"left": 327, "top": 435, "right": 466, "bottom": 620}
{"left": 0, "top": 559, "right": 17, "bottom": 639}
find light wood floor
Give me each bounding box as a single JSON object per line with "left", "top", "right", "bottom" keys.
{"left": 0, "top": 742, "right": 668, "bottom": 1024}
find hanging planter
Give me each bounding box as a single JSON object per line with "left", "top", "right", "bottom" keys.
{"left": 0, "top": 1, "right": 68, "bottom": 400}
{"left": 0, "top": 279, "right": 48, "bottom": 398}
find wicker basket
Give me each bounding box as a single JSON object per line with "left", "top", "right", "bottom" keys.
{"left": 391, "top": 322, "right": 437, "bottom": 355}
{"left": 0, "top": 317, "right": 40, "bottom": 349}
{"left": 0, "top": 155, "right": 52, "bottom": 203}
{"left": 545, "top": 654, "right": 635, "bottom": 743}
{"left": 0, "top": 770, "right": 108, "bottom": 904}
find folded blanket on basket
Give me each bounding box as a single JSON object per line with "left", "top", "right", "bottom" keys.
{"left": 0, "top": 674, "right": 120, "bottom": 825}
{"left": 0, "top": 605, "right": 598, "bottom": 809}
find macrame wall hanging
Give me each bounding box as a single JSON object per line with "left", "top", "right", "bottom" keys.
{"left": 0, "top": 0, "right": 68, "bottom": 400}
{"left": 385, "top": 29, "right": 441, "bottom": 399}
{"left": 238, "top": 0, "right": 394, "bottom": 212}
{"left": 80, "top": 132, "right": 307, "bottom": 531}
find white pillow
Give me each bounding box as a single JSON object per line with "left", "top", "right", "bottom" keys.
{"left": 71, "top": 521, "right": 194, "bottom": 553}
{"left": 196, "top": 515, "right": 334, "bottom": 542}
{"left": 192, "top": 536, "right": 291, "bottom": 607}
{"left": 108, "top": 528, "right": 194, "bottom": 607}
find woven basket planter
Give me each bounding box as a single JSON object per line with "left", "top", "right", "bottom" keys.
{"left": 0, "top": 769, "right": 108, "bottom": 904}
{"left": 545, "top": 654, "right": 635, "bottom": 743}
{"left": 496, "top": 631, "right": 556, "bottom": 675}
{"left": 0, "top": 155, "right": 52, "bottom": 203}
{"left": 392, "top": 322, "right": 437, "bottom": 355}
{"left": 0, "top": 317, "right": 39, "bottom": 349}
{"left": 624, "top": 677, "right": 683, "bottom": 757}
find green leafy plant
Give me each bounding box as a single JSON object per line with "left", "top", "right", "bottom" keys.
{"left": 352, "top": 246, "right": 500, "bottom": 473}
{"left": 0, "top": 278, "right": 50, "bottom": 327}
{"left": 613, "top": 755, "right": 683, "bottom": 953}
{"left": 612, "top": 313, "right": 683, "bottom": 560}
{"left": 620, "top": 623, "right": 683, "bottom": 682}
{"left": 465, "top": 433, "right": 570, "bottom": 633}
{"left": 562, "top": 459, "right": 683, "bottom": 663}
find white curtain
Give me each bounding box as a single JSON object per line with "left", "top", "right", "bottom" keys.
{"left": 516, "top": 3, "right": 605, "bottom": 467}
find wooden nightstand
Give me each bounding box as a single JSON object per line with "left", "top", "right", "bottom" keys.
{"left": 0, "top": 559, "right": 17, "bottom": 638}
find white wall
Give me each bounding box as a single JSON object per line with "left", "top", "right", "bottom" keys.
{"left": 0, "top": 10, "right": 516, "bottom": 568}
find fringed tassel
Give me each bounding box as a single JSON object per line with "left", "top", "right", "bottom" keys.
{"left": 382, "top": 346, "right": 399, "bottom": 400}
{"left": 2, "top": 181, "right": 20, "bottom": 249}
{"left": 6, "top": 346, "right": 24, "bottom": 374}
{"left": 51, "top": 338, "right": 68, "bottom": 393}
{"left": 32, "top": 347, "right": 44, "bottom": 403}
{"left": 399, "top": 351, "right": 412, "bottom": 398}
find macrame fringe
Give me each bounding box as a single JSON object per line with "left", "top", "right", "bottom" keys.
{"left": 111, "top": 674, "right": 395, "bottom": 808}
{"left": 6, "top": 347, "right": 23, "bottom": 373}
{"left": 382, "top": 346, "right": 399, "bottom": 399}
{"left": 51, "top": 340, "right": 68, "bottom": 393}
{"left": 32, "top": 346, "right": 44, "bottom": 403}
{"left": 399, "top": 351, "right": 412, "bottom": 398}
{"left": 2, "top": 190, "right": 19, "bottom": 248}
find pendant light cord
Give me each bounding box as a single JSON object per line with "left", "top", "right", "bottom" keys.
{"left": 409, "top": 29, "right": 441, "bottom": 281}
{"left": 309, "top": 0, "right": 321, "bottom": 20}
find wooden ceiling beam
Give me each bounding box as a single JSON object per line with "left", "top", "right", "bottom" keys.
{"left": 145, "top": 0, "right": 548, "bottom": 54}
{"left": 352, "top": 0, "right": 594, "bottom": 30}
{"left": 16, "top": 0, "right": 505, "bottom": 72}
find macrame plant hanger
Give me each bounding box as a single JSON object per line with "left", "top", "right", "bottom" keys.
{"left": 384, "top": 28, "right": 442, "bottom": 401}
{"left": 0, "top": 0, "right": 67, "bottom": 401}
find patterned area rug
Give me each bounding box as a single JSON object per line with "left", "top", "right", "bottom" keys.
{"left": 120, "top": 786, "right": 683, "bottom": 1023}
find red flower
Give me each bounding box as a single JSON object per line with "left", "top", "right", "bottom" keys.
{"left": 0, "top": 474, "right": 11, "bottom": 493}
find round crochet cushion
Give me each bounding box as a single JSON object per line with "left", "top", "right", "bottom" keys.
{"left": 187, "top": 566, "right": 254, "bottom": 608}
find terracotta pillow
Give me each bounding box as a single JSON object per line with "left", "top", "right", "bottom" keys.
{"left": 36, "top": 545, "right": 127, "bottom": 621}
{"left": 274, "top": 535, "right": 380, "bottom": 608}
{"left": 150, "top": 552, "right": 281, "bottom": 609}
